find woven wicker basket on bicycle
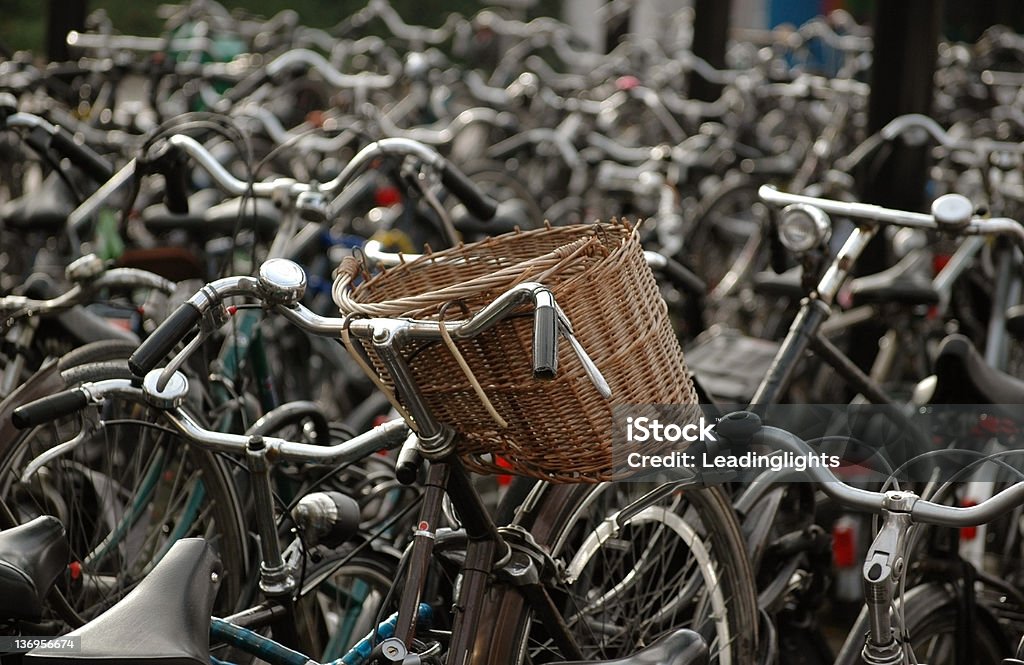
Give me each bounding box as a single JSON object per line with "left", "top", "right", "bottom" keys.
{"left": 333, "top": 221, "right": 699, "bottom": 482}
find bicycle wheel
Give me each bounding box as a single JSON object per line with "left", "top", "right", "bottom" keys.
{"left": 295, "top": 548, "right": 400, "bottom": 662}
{"left": 687, "top": 175, "right": 765, "bottom": 294}
{"left": 476, "top": 482, "right": 759, "bottom": 665}
{"left": 0, "top": 360, "right": 248, "bottom": 621}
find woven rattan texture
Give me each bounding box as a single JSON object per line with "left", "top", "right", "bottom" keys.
{"left": 337, "top": 222, "right": 699, "bottom": 482}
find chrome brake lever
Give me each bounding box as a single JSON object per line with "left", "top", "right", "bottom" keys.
{"left": 553, "top": 303, "right": 612, "bottom": 398}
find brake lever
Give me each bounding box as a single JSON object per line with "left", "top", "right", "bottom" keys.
{"left": 154, "top": 301, "right": 229, "bottom": 391}
{"left": 553, "top": 303, "right": 612, "bottom": 398}
{"left": 20, "top": 412, "right": 102, "bottom": 483}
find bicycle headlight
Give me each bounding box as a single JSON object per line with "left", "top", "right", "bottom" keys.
{"left": 778, "top": 203, "right": 831, "bottom": 253}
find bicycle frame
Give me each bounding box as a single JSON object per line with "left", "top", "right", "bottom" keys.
{"left": 751, "top": 188, "right": 1024, "bottom": 407}
{"left": 21, "top": 263, "right": 610, "bottom": 663}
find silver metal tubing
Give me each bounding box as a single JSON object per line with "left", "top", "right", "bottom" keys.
{"left": 754, "top": 427, "right": 886, "bottom": 514}
{"left": 161, "top": 406, "right": 409, "bottom": 463}
{"left": 69, "top": 159, "right": 138, "bottom": 233}
{"left": 320, "top": 137, "right": 446, "bottom": 195}
{"left": 166, "top": 135, "right": 278, "bottom": 197}
{"left": 815, "top": 226, "right": 878, "bottom": 305}
{"left": 93, "top": 269, "right": 177, "bottom": 294}
{"left": 755, "top": 425, "right": 1024, "bottom": 527}
{"left": 932, "top": 236, "right": 985, "bottom": 312}
{"left": 264, "top": 48, "right": 394, "bottom": 89}
{"left": 759, "top": 185, "right": 1024, "bottom": 248}
{"left": 6, "top": 112, "right": 57, "bottom": 133}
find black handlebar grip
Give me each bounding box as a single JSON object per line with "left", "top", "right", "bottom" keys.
{"left": 768, "top": 214, "right": 788, "bottom": 274}
{"left": 395, "top": 445, "right": 423, "bottom": 486}
{"left": 659, "top": 256, "right": 707, "bottom": 296}
{"left": 51, "top": 127, "right": 115, "bottom": 183}
{"left": 532, "top": 301, "right": 558, "bottom": 379}
{"left": 162, "top": 153, "right": 190, "bottom": 215}
{"left": 440, "top": 160, "right": 498, "bottom": 220}
{"left": 13, "top": 389, "right": 89, "bottom": 429}
{"left": 128, "top": 302, "right": 202, "bottom": 376}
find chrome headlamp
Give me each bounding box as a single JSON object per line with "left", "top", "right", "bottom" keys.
{"left": 778, "top": 203, "right": 832, "bottom": 253}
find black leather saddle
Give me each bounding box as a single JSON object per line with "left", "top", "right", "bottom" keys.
{"left": 26, "top": 538, "right": 222, "bottom": 665}
{"left": 547, "top": 629, "right": 708, "bottom": 665}
{"left": 142, "top": 195, "right": 281, "bottom": 238}
{"left": 0, "top": 515, "right": 69, "bottom": 621}
{"left": 930, "top": 334, "right": 1024, "bottom": 405}
{"left": 0, "top": 173, "right": 77, "bottom": 234}
{"left": 848, "top": 253, "right": 939, "bottom": 307}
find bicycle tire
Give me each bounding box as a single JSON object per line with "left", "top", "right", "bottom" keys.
{"left": 296, "top": 547, "right": 401, "bottom": 662}
{"left": 0, "top": 358, "right": 249, "bottom": 622}
{"left": 55, "top": 340, "right": 141, "bottom": 372}
{"left": 474, "top": 482, "right": 759, "bottom": 665}
{"left": 59, "top": 360, "right": 134, "bottom": 385}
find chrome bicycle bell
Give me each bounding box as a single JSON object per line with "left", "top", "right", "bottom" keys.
{"left": 258, "top": 259, "right": 307, "bottom": 306}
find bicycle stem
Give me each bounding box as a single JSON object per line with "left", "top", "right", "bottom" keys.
{"left": 860, "top": 495, "right": 915, "bottom": 665}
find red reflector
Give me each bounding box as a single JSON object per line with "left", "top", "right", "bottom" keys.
{"left": 960, "top": 499, "right": 977, "bottom": 540}
{"left": 69, "top": 561, "right": 82, "bottom": 581}
{"left": 227, "top": 306, "right": 238, "bottom": 316}
{"left": 306, "top": 110, "right": 325, "bottom": 128}
{"left": 375, "top": 186, "right": 401, "bottom": 207}
{"left": 616, "top": 75, "right": 641, "bottom": 91}
{"left": 495, "top": 456, "right": 513, "bottom": 486}
{"left": 103, "top": 318, "right": 133, "bottom": 331}
{"left": 933, "top": 254, "right": 951, "bottom": 274}
{"left": 832, "top": 522, "right": 856, "bottom": 568}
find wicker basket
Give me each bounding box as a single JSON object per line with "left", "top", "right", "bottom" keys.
{"left": 333, "top": 222, "right": 699, "bottom": 482}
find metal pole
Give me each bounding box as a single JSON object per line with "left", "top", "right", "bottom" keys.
{"left": 863, "top": 0, "right": 943, "bottom": 210}
{"left": 689, "top": 0, "right": 731, "bottom": 102}
{"left": 47, "top": 0, "right": 89, "bottom": 61}
{"left": 850, "top": 0, "right": 942, "bottom": 373}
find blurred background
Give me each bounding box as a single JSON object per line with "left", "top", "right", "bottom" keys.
{"left": 4, "top": 0, "right": 1023, "bottom": 62}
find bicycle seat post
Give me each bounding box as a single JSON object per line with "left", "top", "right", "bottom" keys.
{"left": 861, "top": 490, "right": 917, "bottom": 665}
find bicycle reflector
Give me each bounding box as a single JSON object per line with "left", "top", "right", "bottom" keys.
{"left": 778, "top": 203, "right": 831, "bottom": 253}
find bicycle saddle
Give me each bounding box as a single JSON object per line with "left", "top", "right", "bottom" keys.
{"left": 142, "top": 195, "right": 281, "bottom": 238}
{"left": 930, "top": 334, "right": 1024, "bottom": 404}
{"left": 546, "top": 629, "right": 708, "bottom": 665}
{"left": 26, "top": 538, "right": 222, "bottom": 665}
{"left": 0, "top": 172, "right": 77, "bottom": 233}
{"left": 0, "top": 516, "right": 69, "bottom": 621}
{"left": 848, "top": 252, "right": 939, "bottom": 307}
{"left": 116, "top": 247, "right": 205, "bottom": 283}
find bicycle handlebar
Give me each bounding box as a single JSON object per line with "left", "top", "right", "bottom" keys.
{"left": 128, "top": 259, "right": 609, "bottom": 395}
{"left": 0, "top": 268, "right": 176, "bottom": 320}
{"left": 746, "top": 423, "right": 1024, "bottom": 527}
{"left": 7, "top": 112, "right": 114, "bottom": 182}
{"left": 157, "top": 135, "right": 497, "bottom": 218}
{"left": 369, "top": 105, "right": 517, "bottom": 146}
{"left": 126, "top": 302, "right": 202, "bottom": 376}
{"left": 880, "top": 113, "right": 1024, "bottom": 155}
{"left": 758, "top": 185, "right": 1024, "bottom": 248}
{"left": 367, "top": 0, "right": 462, "bottom": 45}
{"left": 12, "top": 377, "right": 410, "bottom": 464}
